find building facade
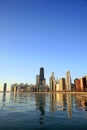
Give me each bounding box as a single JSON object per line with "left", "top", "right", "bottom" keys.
{"left": 66, "top": 71, "right": 71, "bottom": 91}
{"left": 59, "top": 78, "right": 65, "bottom": 91}
{"left": 36, "top": 75, "right": 40, "bottom": 86}
{"left": 80, "top": 77, "right": 87, "bottom": 91}
{"left": 49, "top": 72, "right": 56, "bottom": 91}
{"left": 3, "top": 83, "right": 7, "bottom": 92}
{"left": 36, "top": 67, "right": 47, "bottom": 91}
{"left": 75, "top": 79, "right": 81, "bottom": 91}
{"left": 40, "top": 68, "right": 44, "bottom": 85}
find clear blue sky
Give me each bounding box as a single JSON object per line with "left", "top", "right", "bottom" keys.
{"left": 0, "top": 0, "right": 87, "bottom": 85}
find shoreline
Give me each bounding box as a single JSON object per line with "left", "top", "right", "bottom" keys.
{"left": 0, "top": 91, "right": 87, "bottom": 94}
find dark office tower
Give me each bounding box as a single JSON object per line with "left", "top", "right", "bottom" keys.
{"left": 40, "top": 67, "right": 44, "bottom": 85}
{"left": 3, "top": 83, "right": 7, "bottom": 92}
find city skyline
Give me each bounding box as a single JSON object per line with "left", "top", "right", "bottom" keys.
{"left": 0, "top": 67, "right": 87, "bottom": 87}
{"left": 0, "top": 0, "right": 87, "bottom": 85}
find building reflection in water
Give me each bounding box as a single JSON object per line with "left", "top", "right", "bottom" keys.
{"left": 0, "top": 92, "right": 6, "bottom": 110}
{"left": 10, "top": 91, "right": 17, "bottom": 102}
{"left": 50, "top": 93, "right": 66, "bottom": 112}
{"left": 66, "top": 94, "right": 72, "bottom": 118}
{"left": 10, "top": 92, "right": 29, "bottom": 104}
{"left": 35, "top": 93, "right": 46, "bottom": 125}
{"left": 2, "top": 92, "right": 6, "bottom": 107}
{"left": 76, "top": 95, "right": 87, "bottom": 111}
{"left": 2, "top": 92, "right": 6, "bottom": 102}
{"left": 50, "top": 93, "right": 72, "bottom": 118}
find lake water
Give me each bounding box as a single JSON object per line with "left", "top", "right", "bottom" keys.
{"left": 0, "top": 92, "right": 87, "bottom": 130}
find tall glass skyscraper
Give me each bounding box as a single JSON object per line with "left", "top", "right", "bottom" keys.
{"left": 36, "top": 67, "right": 46, "bottom": 91}
{"left": 40, "top": 68, "right": 44, "bottom": 85}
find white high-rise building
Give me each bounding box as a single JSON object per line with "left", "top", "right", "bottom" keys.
{"left": 49, "top": 72, "right": 56, "bottom": 91}
{"left": 66, "top": 71, "right": 71, "bottom": 91}
{"left": 36, "top": 75, "right": 40, "bottom": 86}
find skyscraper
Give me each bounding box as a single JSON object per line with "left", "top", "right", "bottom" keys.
{"left": 49, "top": 72, "right": 56, "bottom": 91}
{"left": 40, "top": 67, "right": 44, "bottom": 85}
{"left": 59, "top": 78, "right": 65, "bottom": 91}
{"left": 36, "top": 75, "right": 40, "bottom": 86}
{"left": 3, "top": 83, "right": 7, "bottom": 92}
{"left": 66, "top": 71, "right": 71, "bottom": 91}
{"left": 36, "top": 67, "right": 46, "bottom": 91}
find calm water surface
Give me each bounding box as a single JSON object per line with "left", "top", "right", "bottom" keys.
{"left": 0, "top": 92, "right": 87, "bottom": 130}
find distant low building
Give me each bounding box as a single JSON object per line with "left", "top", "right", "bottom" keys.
{"left": 11, "top": 83, "right": 31, "bottom": 92}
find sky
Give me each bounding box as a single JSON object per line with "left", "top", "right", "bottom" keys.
{"left": 0, "top": 0, "right": 87, "bottom": 86}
